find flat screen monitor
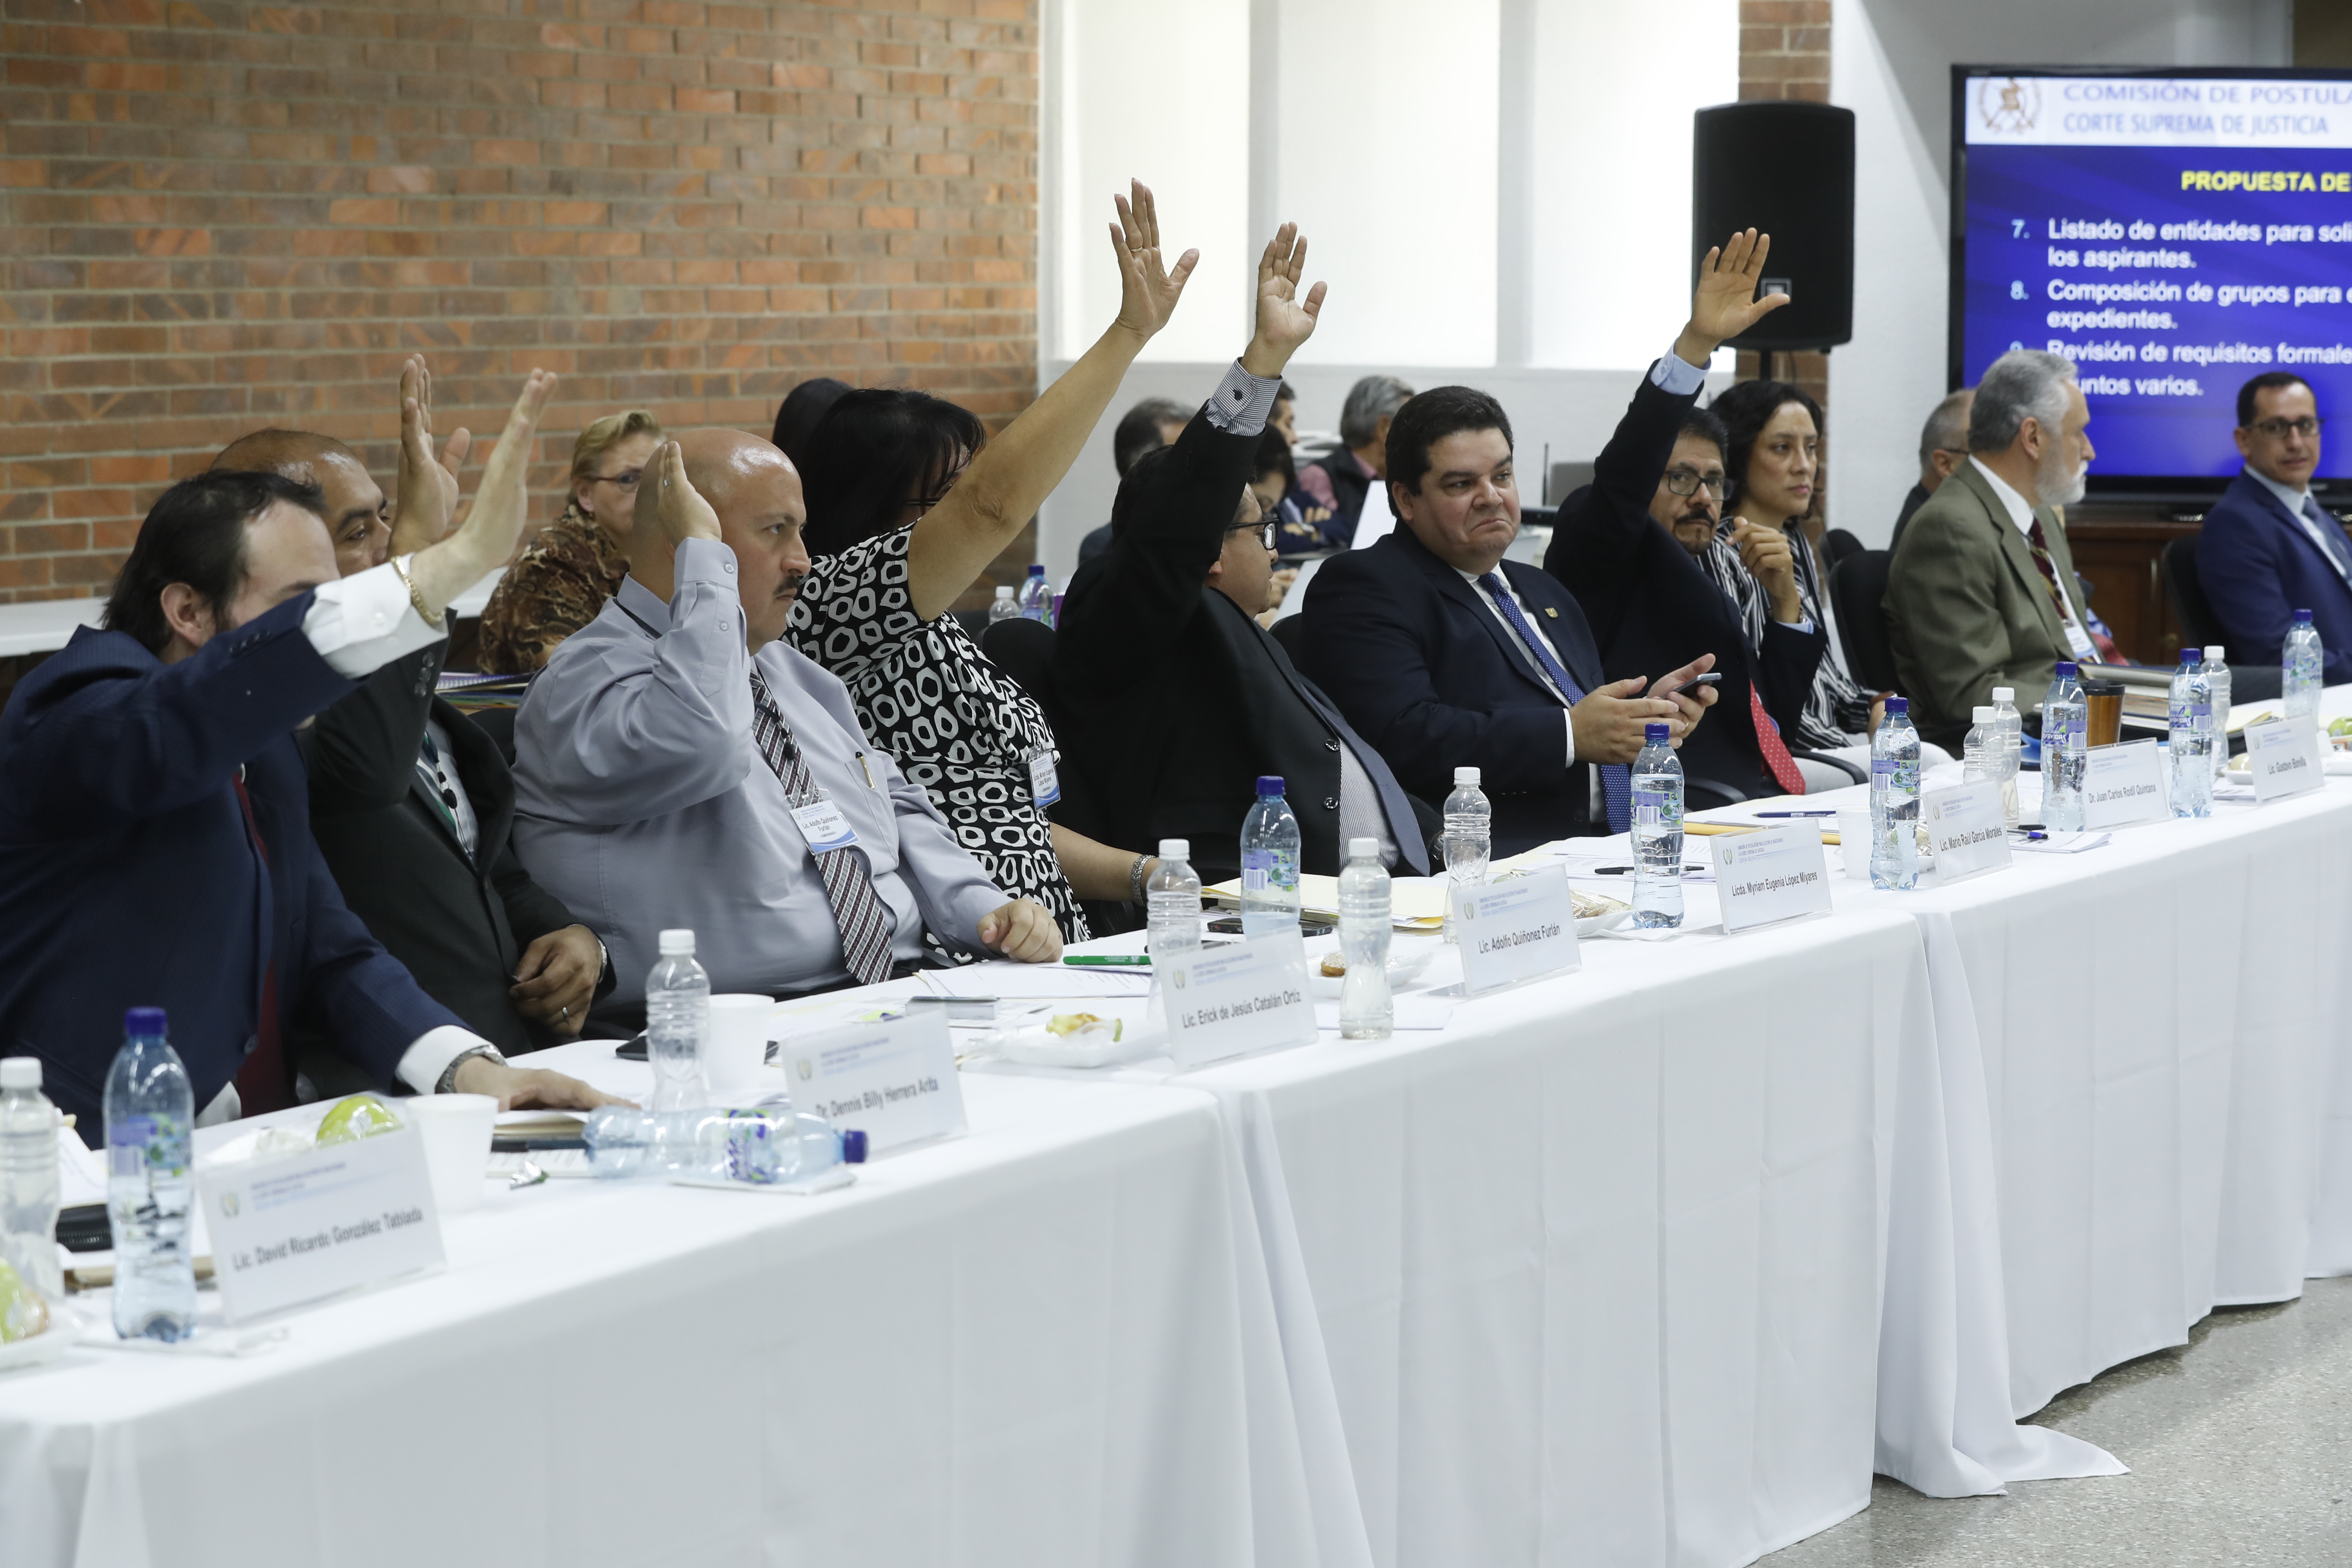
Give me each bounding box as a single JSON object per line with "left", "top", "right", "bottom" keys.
{"left": 1952, "top": 67, "right": 2352, "bottom": 502}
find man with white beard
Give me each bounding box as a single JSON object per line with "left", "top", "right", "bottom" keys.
{"left": 1886, "top": 349, "right": 2105, "bottom": 750}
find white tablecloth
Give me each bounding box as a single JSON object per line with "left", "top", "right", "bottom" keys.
{"left": 0, "top": 1066, "right": 1320, "bottom": 1568}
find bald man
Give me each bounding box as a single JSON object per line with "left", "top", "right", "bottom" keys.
{"left": 511, "top": 432, "right": 1059, "bottom": 1025}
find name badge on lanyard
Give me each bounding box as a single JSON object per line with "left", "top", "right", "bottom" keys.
{"left": 2062, "top": 619, "right": 2097, "bottom": 664}
{"left": 1027, "top": 748, "right": 1062, "bottom": 808}
{"left": 790, "top": 795, "right": 859, "bottom": 854}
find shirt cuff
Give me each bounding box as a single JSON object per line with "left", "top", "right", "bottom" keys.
{"left": 1648, "top": 349, "right": 1709, "bottom": 398}
{"left": 1563, "top": 709, "right": 1577, "bottom": 768}
{"left": 396, "top": 1024, "right": 497, "bottom": 1095}
{"left": 305, "top": 561, "right": 448, "bottom": 679}
{"left": 1202, "top": 360, "right": 1281, "bottom": 437}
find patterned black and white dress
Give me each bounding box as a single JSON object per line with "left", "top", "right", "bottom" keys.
{"left": 787, "top": 527, "right": 1091, "bottom": 950}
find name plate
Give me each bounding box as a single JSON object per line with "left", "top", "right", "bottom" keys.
{"left": 2244, "top": 716, "right": 2326, "bottom": 804}
{"left": 1922, "top": 779, "right": 2013, "bottom": 882}
{"left": 1162, "top": 929, "right": 1319, "bottom": 1069}
{"left": 2080, "top": 738, "right": 2169, "bottom": 830}
{"left": 781, "top": 1009, "right": 966, "bottom": 1155}
{"left": 198, "top": 1126, "right": 444, "bottom": 1325}
{"left": 1712, "top": 824, "right": 1832, "bottom": 933}
{"left": 1455, "top": 867, "right": 1581, "bottom": 995}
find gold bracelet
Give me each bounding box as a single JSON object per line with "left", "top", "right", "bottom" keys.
{"left": 389, "top": 553, "right": 445, "bottom": 630}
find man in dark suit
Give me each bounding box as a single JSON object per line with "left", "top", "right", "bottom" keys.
{"left": 2199, "top": 371, "right": 2352, "bottom": 682}
{"left": 1056, "top": 226, "right": 1434, "bottom": 882}
{"left": 1298, "top": 386, "right": 1715, "bottom": 856}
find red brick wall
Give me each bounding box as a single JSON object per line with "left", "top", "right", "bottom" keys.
{"left": 0, "top": 0, "right": 1039, "bottom": 605}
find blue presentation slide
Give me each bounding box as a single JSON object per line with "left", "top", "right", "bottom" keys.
{"left": 1960, "top": 74, "right": 2352, "bottom": 483}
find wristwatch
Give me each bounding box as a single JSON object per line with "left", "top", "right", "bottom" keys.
{"left": 435, "top": 1043, "right": 506, "bottom": 1094}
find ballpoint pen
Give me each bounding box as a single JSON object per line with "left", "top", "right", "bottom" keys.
{"left": 1065, "top": 954, "right": 1151, "bottom": 966}
{"left": 1753, "top": 810, "right": 1840, "bottom": 818}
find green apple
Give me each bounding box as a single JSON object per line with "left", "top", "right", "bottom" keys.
{"left": 0, "top": 1259, "right": 49, "bottom": 1344}
{"left": 314, "top": 1093, "right": 404, "bottom": 1146}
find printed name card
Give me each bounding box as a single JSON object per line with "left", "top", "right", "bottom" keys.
{"left": 780, "top": 1009, "right": 966, "bottom": 1155}
{"left": 2244, "top": 716, "right": 2325, "bottom": 804}
{"left": 1922, "top": 779, "right": 2013, "bottom": 882}
{"left": 1162, "top": 929, "right": 1320, "bottom": 1069}
{"left": 1455, "top": 867, "right": 1582, "bottom": 995}
{"left": 198, "top": 1127, "right": 444, "bottom": 1324}
{"left": 2079, "top": 738, "right": 2170, "bottom": 830}
{"left": 1711, "top": 824, "right": 1833, "bottom": 934}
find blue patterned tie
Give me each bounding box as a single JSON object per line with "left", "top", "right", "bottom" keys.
{"left": 1479, "top": 572, "right": 1630, "bottom": 833}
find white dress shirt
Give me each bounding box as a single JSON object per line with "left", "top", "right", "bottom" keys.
{"left": 1969, "top": 457, "right": 2098, "bottom": 664}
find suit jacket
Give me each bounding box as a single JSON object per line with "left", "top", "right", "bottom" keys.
{"left": 2196, "top": 469, "right": 2352, "bottom": 684}
{"left": 1890, "top": 482, "right": 1932, "bottom": 557}
{"left": 300, "top": 642, "right": 600, "bottom": 1057}
{"left": 1055, "top": 407, "right": 1434, "bottom": 883}
{"left": 1885, "top": 459, "right": 2093, "bottom": 749}
{"left": 1540, "top": 371, "right": 1824, "bottom": 802}
{"left": 0, "top": 596, "right": 461, "bottom": 1130}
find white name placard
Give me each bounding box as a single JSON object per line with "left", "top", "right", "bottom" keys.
{"left": 1455, "top": 867, "right": 1581, "bottom": 995}
{"left": 2244, "top": 716, "right": 2326, "bottom": 804}
{"left": 2080, "top": 738, "right": 2170, "bottom": 830}
{"left": 198, "top": 1127, "right": 444, "bottom": 1325}
{"left": 1162, "top": 929, "right": 1319, "bottom": 1069}
{"left": 779, "top": 1009, "right": 966, "bottom": 1155}
{"left": 1922, "top": 779, "right": 2014, "bottom": 882}
{"left": 1712, "top": 824, "right": 1833, "bottom": 934}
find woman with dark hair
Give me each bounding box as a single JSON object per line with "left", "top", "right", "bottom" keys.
{"left": 770, "top": 376, "right": 851, "bottom": 471}
{"left": 784, "top": 181, "right": 1198, "bottom": 945}
{"left": 1709, "top": 378, "right": 1881, "bottom": 751}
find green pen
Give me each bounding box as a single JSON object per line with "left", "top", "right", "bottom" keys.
{"left": 1064, "top": 954, "right": 1151, "bottom": 966}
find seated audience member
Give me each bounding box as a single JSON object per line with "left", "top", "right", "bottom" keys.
{"left": 1296, "top": 374, "right": 1413, "bottom": 548}
{"left": 1055, "top": 229, "right": 1434, "bottom": 881}
{"left": 2199, "top": 371, "right": 2352, "bottom": 683}
{"left": 1256, "top": 426, "right": 1327, "bottom": 561}
{"left": 1541, "top": 232, "right": 1824, "bottom": 805}
{"left": 1300, "top": 384, "right": 1716, "bottom": 856}
{"left": 475, "top": 408, "right": 665, "bottom": 674}
{"left": 1270, "top": 380, "right": 1299, "bottom": 446}
{"left": 1891, "top": 388, "right": 1974, "bottom": 554}
{"left": 771, "top": 376, "right": 851, "bottom": 470}
{"left": 0, "top": 375, "right": 616, "bottom": 1130}
{"left": 1886, "top": 349, "right": 2103, "bottom": 749}
{"left": 513, "top": 433, "right": 1062, "bottom": 1028}
{"left": 1075, "top": 396, "right": 1191, "bottom": 567}
{"left": 213, "top": 374, "right": 611, "bottom": 1070}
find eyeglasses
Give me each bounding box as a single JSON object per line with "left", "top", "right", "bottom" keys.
{"left": 587, "top": 468, "right": 644, "bottom": 490}
{"left": 2250, "top": 416, "right": 2323, "bottom": 440}
{"left": 1228, "top": 519, "right": 1278, "bottom": 551}
{"left": 1662, "top": 468, "right": 1727, "bottom": 497}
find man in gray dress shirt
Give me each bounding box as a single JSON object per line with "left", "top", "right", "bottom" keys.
{"left": 512, "top": 430, "right": 1061, "bottom": 1023}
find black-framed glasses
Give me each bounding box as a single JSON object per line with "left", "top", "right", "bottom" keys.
{"left": 2251, "top": 416, "right": 2323, "bottom": 440}
{"left": 1228, "top": 519, "right": 1277, "bottom": 551}
{"left": 1662, "top": 468, "right": 1727, "bottom": 497}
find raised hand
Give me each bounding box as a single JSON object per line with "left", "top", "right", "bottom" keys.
{"left": 1675, "top": 230, "right": 1792, "bottom": 365}
{"left": 1242, "top": 222, "right": 1327, "bottom": 378}
{"left": 387, "top": 355, "right": 474, "bottom": 556}
{"left": 634, "top": 438, "right": 723, "bottom": 549}
{"left": 404, "top": 368, "right": 556, "bottom": 616}
{"left": 1109, "top": 179, "right": 1198, "bottom": 343}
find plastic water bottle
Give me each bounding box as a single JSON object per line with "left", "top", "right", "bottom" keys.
{"left": 0, "top": 1058, "right": 63, "bottom": 1303}
{"left": 1870, "top": 697, "right": 1922, "bottom": 890}
{"left": 987, "top": 584, "right": 1017, "bottom": 626}
{"left": 2284, "top": 609, "right": 2322, "bottom": 728}
{"left": 2041, "top": 661, "right": 2087, "bottom": 834}
{"left": 1990, "top": 686, "right": 2023, "bottom": 829}
{"left": 104, "top": 1008, "right": 196, "bottom": 1342}
{"left": 1631, "top": 722, "right": 1684, "bottom": 928}
{"left": 1239, "top": 776, "right": 1302, "bottom": 936}
{"left": 584, "top": 1103, "right": 865, "bottom": 1184}
{"left": 2202, "top": 646, "right": 2232, "bottom": 778}
{"left": 1145, "top": 838, "right": 1202, "bottom": 959}
{"left": 2169, "top": 646, "right": 2214, "bottom": 818}
{"left": 1962, "top": 704, "right": 1997, "bottom": 786}
{"left": 1017, "top": 563, "right": 1053, "bottom": 625}
{"left": 645, "top": 928, "right": 710, "bottom": 1114}
{"left": 1442, "top": 766, "right": 1491, "bottom": 943}
{"left": 1337, "top": 837, "right": 1393, "bottom": 1040}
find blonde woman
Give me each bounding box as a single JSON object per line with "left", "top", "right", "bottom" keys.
{"left": 476, "top": 410, "right": 663, "bottom": 673}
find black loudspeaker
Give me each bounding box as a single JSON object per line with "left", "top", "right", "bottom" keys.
{"left": 1691, "top": 101, "right": 1855, "bottom": 351}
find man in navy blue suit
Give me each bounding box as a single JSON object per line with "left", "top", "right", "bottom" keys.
{"left": 2200, "top": 371, "right": 2352, "bottom": 684}
{"left": 1297, "top": 384, "right": 1718, "bottom": 856}
{"left": 0, "top": 372, "right": 618, "bottom": 1133}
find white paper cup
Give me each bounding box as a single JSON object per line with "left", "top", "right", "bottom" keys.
{"left": 706, "top": 994, "right": 777, "bottom": 1094}
{"left": 1835, "top": 807, "right": 1873, "bottom": 882}
{"left": 408, "top": 1093, "right": 497, "bottom": 1214}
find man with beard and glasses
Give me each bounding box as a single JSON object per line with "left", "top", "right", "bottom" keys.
{"left": 1887, "top": 349, "right": 2106, "bottom": 750}
{"left": 511, "top": 430, "right": 1060, "bottom": 1034}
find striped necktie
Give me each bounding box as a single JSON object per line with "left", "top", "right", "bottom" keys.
{"left": 749, "top": 669, "right": 896, "bottom": 986}
{"left": 1479, "top": 571, "right": 1630, "bottom": 833}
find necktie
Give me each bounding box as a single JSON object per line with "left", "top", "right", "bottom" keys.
{"left": 749, "top": 669, "right": 897, "bottom": 986}
{"left": 228, "top": 773, "right": 292, "bottom": 1116}
{"left": 1479, "top": 571, "right": 1630, "bottom": 833}
{"left": 1278, "top": 655, "right": 1432, "bottom": 876}
{"left": 1748, "top": 686, "right": 1807, "bottom": 796}
{"left": 2301, "top": 496, "right": 2352, "bottom": 584}
{"left": 2024, "top": 518, "right": 2120, "bottom": 664}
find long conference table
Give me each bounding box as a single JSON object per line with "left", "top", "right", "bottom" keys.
{"left": 9, "top": 760, "right": 2352, "bottom": 1568}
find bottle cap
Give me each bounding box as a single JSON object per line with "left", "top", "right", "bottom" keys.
{"left": 1886, "top": 695, "right": 1909, "bottom": 714}
{"left": 2295, "top": 607, "right": 2314, "bottom": 622}
{"left": 2181, "top": 646, "right": 2201, "bottom": 666}
{"left": 1158, "top": 838, "right": 1189, "bottom": 861}
{"left": 2204, "top": 645, "right": 2224, "bottom": 660}
{"left": 1645, "top": 722, "right": 1669, "bottom": 741}
{"left": 2055, "top": 661, "right": 2078, "bottom": 677}
{"left": 1027, "top": 563, "right": 1046, "bottom": 577}
{"left": 125, "top": 1006, "right": 167, "bottom": 1037}
{"left": 1348, "top": 836, "right": 1379, "bottom": 860}
{"left": 1973, "top": 706, "right": 1995, "bottom": 722}
{"left": 1992, "top": 686, "right": 2015, "bottom": 701}
{"left": 841, "top": 1129, "right": 868, "bottom": 1164}
{"left": 1255, "top": 775, "right": 1284, "bottom": 796}
{"left": 658, "top": 928, "right": 695, "bottom": 956}
{"left": 0, "top": 1058, "right": 38, "bottom": 1091}
{"left": 993, "top": 585, "right": 1013, "bottom": 599}
{"left": 1454, "top": 766, "right": 1480, "bottom": 787}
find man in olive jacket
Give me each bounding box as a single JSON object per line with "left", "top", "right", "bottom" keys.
{"left": 1886, "top": 350, "right": 2101, "bottom": 750}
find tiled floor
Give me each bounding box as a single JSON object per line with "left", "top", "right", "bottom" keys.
{"left": 1766, "top": 1276, "right": 2352, "bottom": 1567}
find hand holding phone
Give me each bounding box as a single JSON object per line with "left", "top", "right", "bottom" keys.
{"left": 1664, "top": 671, "right": 1724, "bottom": 700}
